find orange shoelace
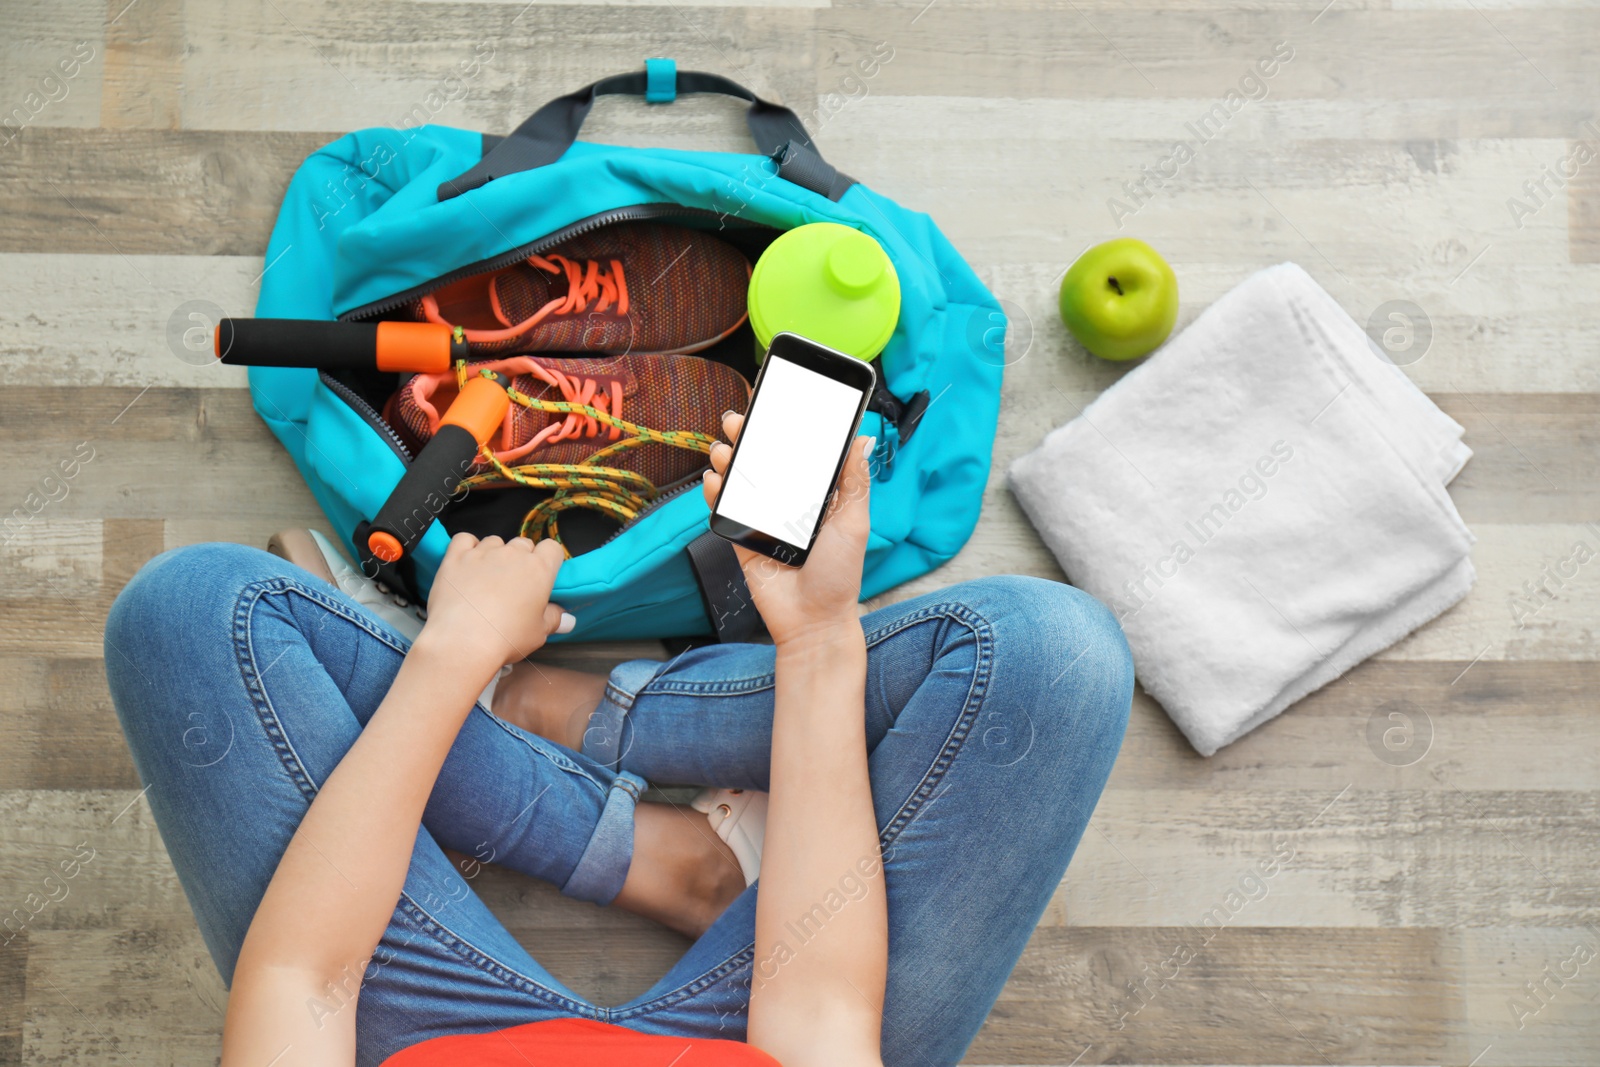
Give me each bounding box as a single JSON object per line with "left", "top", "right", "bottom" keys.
{"left": 496, "top": 360, "right": 625, "bottom": 464}
{"left": 443, "top": 363, "right": 719, "bottom": 552}
{"left": 421, "top": 253, "right": 630, "bottom": 344}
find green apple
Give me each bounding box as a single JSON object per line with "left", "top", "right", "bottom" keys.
{"left": 1059, "top": 238, "right": 1179, "bottom": 361}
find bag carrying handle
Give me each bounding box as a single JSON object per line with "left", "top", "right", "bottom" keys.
{"left": 438, "top": 59, "right": 824, "bottom": 201}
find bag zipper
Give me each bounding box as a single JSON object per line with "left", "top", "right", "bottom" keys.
{"left": 338, "top": 203, "right": 764, "bottom": 322}
{"left": 595, "top": 477, "right": 703, "bottom": 549}
{"left": 319, "top": 370, "right": 412, "bottom": 463}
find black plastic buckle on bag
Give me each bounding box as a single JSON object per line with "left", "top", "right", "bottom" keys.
{"left": 868, "top": 382, "right": 931, "bottom": 443}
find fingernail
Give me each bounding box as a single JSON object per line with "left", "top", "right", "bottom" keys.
{"left": 557, "top": 612, "right": 577, "bottom": 635}
{"left": 865, "top": 436, "right": 877, "bottom": 453}
{"left": 721, "top": 409, "right": 737, "bottom": 420}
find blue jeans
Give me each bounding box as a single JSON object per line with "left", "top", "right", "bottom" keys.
{"left": 106, "top": 543, "right": 1131, "bottom": 1066}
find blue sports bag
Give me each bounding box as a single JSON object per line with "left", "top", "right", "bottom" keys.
{"left": 251, "top": 61, "right": 1005, "bottom": 642}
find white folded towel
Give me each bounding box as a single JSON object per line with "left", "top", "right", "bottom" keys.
{"left": 1008, "top": 263, "right": 1475, "bottom": 756}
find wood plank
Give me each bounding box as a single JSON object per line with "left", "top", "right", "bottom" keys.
{"left": 1431, "top": 393, "right": 1600, "bottom": 526}
{"left": 1385, "top": 521, "right": 1600, "bottom": 662}
{"left": 5, "top": 644, "right": 1591, "bottom": 797}
{"left": 826, "top": 131, "right": 1582, "bottom": 292}
{"left": 0, "top": 254, "right": 258, "bottom": 388}
{"left": 12, "top": 127, "right": 1590, "bottom": 269}
{"left": 0, "top": 519, "right": 162, "bottom": 660}
{"left": 0, "top": 387, "right": 266, "bottom": 443}
{"left": 1460, "top": 926, "right": 1600, "bottom": 1067}
{"left": 1388, "top": 399, "right": 1599, "bottom": 523}
{"left": 0, "top": 656, "right": 137, "bottom": 792}
{"left": 1572, "top": 145, "right": 1600, "bottom": 264}
{"left": 0, "top": 2, "right": 103, "bottom": 139}
{"left": 5, "top": 135, "right": 1595, "bottom": 394}
{"left": 179, "top": 0, "right": 818, "bottom": 133}
{"left": 817, "top": 92, "right": 1600, "bottom": 149}
{"left": 0, "top": 520, "right": 100, "bottom": 598}
{"left": 819, "top": 90, "right": 1600, "bottom": 154}
{"left": 1109, "top": 660, "right": 1600, "bottom": 793}
{"left": 0, "top": 128, "right": 336, "bottom": 256}
{"left": 969, "top": 926, "right": 1455, "bottom": 1065}
{"left": 0, "top": 452, "right": 316, "bottom": 529}
{"left": 0, "top": 390, "right": 323, "bottom": 530}
{"left": 1061, "top": 788, "right": 1600, "bottom": 929}
{"left": 100, "top": 0, "right": 183, "bottom": 129}
{"left": 0, "top": 791, "right": 190, "bottom": 931}
{"left": 0, "top": 600, "right": 113, "bottom": 658}
{"left": 465, "top": 0, "right": 831, "bottom": 7}
{"left": 23, "top": 133, "right": 1594, "bottom": 396}
{"left": 816, "top": 6, "right": 1598, "bottom": 102}
{"left": 22, "top": 928, "right": 228, "bottom": 1066}
{"left": 16, "top": 776, "right": 1591, "bottom": 945}
{"left": 0, "top": 929, "right": 22, "bottom": 1067}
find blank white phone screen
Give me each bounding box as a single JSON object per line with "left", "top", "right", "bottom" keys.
{"left": 716, "top": 355, "right": 864, "bottom": 546}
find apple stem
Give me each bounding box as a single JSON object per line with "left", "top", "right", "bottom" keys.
{"left": 1107, "top": 276, "right": 1124, "bottom": 296}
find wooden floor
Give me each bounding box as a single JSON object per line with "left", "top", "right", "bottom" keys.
{"left": 3, "top": 0, "right": 1598, "bottom": 1063}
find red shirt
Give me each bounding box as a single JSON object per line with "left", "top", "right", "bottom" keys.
{"left": 381, "top": 1018, "right": 781, "bottom": 1066}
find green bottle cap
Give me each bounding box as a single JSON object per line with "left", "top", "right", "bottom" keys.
{"left": 748, "top": 223, "right": 901, "bottom": 362}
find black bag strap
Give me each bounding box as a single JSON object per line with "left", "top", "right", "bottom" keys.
{"left": 438, "top": 60, "right": 841, "bottom": 202}
{"left": 686, "top": 529, "right": 766, "bottom": 643}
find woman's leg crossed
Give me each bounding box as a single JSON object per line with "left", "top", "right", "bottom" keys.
{"left": 105, "top": 543, "right": 649, "bottom": 1063}
{"left": 583, "top": 574, "right": 1134, "bottom": 1065}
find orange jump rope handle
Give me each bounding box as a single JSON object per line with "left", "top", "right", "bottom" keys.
{"left": 365, "top": 374, "right": 511, "bottom": 565}
{"left": 213, "top": 319, "right": 466, "bottom": 373}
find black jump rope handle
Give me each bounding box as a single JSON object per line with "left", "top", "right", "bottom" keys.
{"left": 215, "top": 317, "right": 502, "bottom": 566}
{"left": 365, "top": 374, "right": 511, "bottom": 565}
{"left": 213, "top": 318, "right": 467, "bottom": 373}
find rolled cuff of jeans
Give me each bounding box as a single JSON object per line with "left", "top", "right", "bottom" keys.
{"left": 582, "top": 658, "right": 662, "bottom": 770}
{"left": 561, "top": 770, "right": 646, "bottom": 905}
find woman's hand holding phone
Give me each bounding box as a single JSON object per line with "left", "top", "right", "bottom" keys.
{"left": 702, "top": 411, "right": 873, "bottom": 650}
{"left": 414, "top": 532, "right": 572, "bottom": 685}
{"left": 709, "top": 418, "right": 888, "bottom": 1066}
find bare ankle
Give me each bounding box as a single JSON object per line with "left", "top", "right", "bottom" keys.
{"left": 492, "top": 661, "right": 607, "bottom": 750}
{"left": 614, "top": 802, "right": 746, "bottom": 938}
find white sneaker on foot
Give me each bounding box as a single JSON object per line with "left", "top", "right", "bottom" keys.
{"left": 691, "top": 787, "right": 768, "bottom": 886}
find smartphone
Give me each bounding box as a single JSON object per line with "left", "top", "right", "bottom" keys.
{"left": 709, "top": 332, "right": 877, "bottom": 566}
